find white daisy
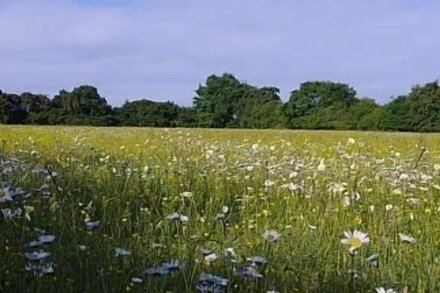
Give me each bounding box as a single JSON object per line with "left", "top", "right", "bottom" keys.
{"left": 166, "top": 212, "right": 189, "bottom": 223}
{"left": 38, "top": 234, "right": 56, "bottom": 244}
{"left": 204, "top": 253, "right": 217, "bottom": 263}
{"left": 246, "top": 255, "right": 268, "bottom": 265}
{"left": 25, "top": 262, "right": 55, "bottom": 275}
{"left": 385, "top": 204, "right": 393, "bottom": 211}
{"left": 180, "top": 191, "right": 193, "bottom": 198}
{"left": 399, "top": 233, "right": 416, "bottom": 244}
{"left": 131, "top": 277, "right": 143, "bottom": 284}
{"left": 27, "top": 240, "right": 41, "bottom": 248}
{"left": 179, "top": 215, "right": 189, "bottom": 223}
{"left": 25, "top": 251, "right": 51, "bottom": 261}
{"left": 341, "top": 230, "right": 369, "bottom": 251}
{"left": 200, "top": 247, "right": 214, "bottom": 256}
{"left": 234, "top": 266, "right": 263, "bottom": 279}
{"left": 317, "top": 159, "right": 326, "bottom": 171}
{"left": 40, "top": 263, "right": 55, "bottom": 274}
{"left": 215, "top": 213, "right": 226, "bottom": 220}
{"left": 262, "top": 230, "right": 281, "bottom": 242}
{"left": 375, "top": 287, "right": 396, "bottom": 293}
{"left": 166, "top": 212, "right": 181, "bottom": 220}
{"left": 198, "top": 272, "right": 229, "bottom": 287}
{"left": 114, "top": 247, "right": 131, "bottom": 257}
{"left": 161, "top": 259, "right": 183, "bottom": 271}
{"left": 224, "top": 247, "right": 237, "bottom": 258}
{"left": 264, "top": 180, "right": 275, "bottom": 188}
{"left": 85, "top": 220, "right": 101, "bottom": 230}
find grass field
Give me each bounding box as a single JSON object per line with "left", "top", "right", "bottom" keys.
{"left": 1, "top": 125, "right": 440, "bottom": 292}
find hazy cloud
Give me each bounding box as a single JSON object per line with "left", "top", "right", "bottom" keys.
{"left": 1, "top": 0, "right": 439, "bottom": 105}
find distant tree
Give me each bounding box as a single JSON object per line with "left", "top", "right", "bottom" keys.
{"left": 18, "top": 92, "right": 52, "bottom": 124}
{"left": 193, "top": 73, "right": 288, "bottom": 128}
{"left": 0, "top": 91, "right": 26, "bottom": 124}
{"left": 380, "top": 81, "right": 440, "bottom": 132}
{"left": 114, "top": 99, "right": 180, "bottom": 127}
{"left": 176, "top": 107, "right": 197, "bottom": 127}
{"left": 341, "top": 98, "right": 381, "bottom": 129}
{"left": 3, "top": 77, "right": 440, "bottom": 132}
{"left": 357, "top": 107, "right": 387, "bottom": 130}
{"left": 285, "top": 81, "right": 358, "bottom": 129}
{"left": 51, "top": 85, "right": 112, "bottom": 125}
{"left": 237, "top": 87, "right": 287, "bottom": 128}
{"left": 193, "top": 73, "right": 253, "bottom": 127}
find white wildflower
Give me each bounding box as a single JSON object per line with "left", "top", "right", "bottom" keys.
{"left": 375, "top": 287, "right": 396, "bottom": 293}
{"left": 114, "top": 247, "right": 131, "bottom": 257}
{"left": 399, "top": 233, "right": 416, "bottom": 244}
{"left": 262, "top": 230, "right": 281, "bottom": 242}
{"left": 180, "top": 191, "right": 193, "bottom": 198}
{"left": 317, "top": 159, "right": 326, "bottom": 171}
{"left": 25, "top": 251, "right": 51, "bottom": 261}
{"left": 341, "top": 230, "right": 369, "bottom": 252}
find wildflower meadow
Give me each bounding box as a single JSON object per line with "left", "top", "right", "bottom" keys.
{"left": 1, "top": 125, "right": 440, "bottom": 292}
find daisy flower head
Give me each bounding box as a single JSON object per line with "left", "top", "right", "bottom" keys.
{"left": 25, "top": 250, "right": 51, "bottom": 261}
{"left": 262, "top": 230, "right": 281, "bottom": 242}
{"left": 180, "top": 191, "right": 193, "bottom": 199}
{"left": 204, "top": 252, "right": 217, "bottom": 263}
{"left": 399, "top": 233, "right": 416, "bottom": 244}
{"left": 114, "top": 247, "right": 131, "bottom": 257}
{"left": 131, "top": 277, "right": 143, "bottom": 284}
{"left": 375, "top": 287, "right": 396, "bottom": 293}
{"left": 246, "top": 255, "right": 268, "bottom": 266}
{"left": 317, "top": 159, "right": 326, "bottom": 171}
{"left": 234, "top": 266, "right": 263, "bottom": 279}
{"left": 38, "top": 234, "right": 56, "bottom": 244}
{"left": 341, "top": 229, "right": 369, "bottom": 252}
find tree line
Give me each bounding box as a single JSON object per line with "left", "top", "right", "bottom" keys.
{"left": 1, "top": 73, "right": 440, "bottom": 131}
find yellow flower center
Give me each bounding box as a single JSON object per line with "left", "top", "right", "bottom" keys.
{"left": 347, "top": 237, "right": 362, "bottom": 249}
{"left": 266, "top": 234, "right": 276, "bottom": 241}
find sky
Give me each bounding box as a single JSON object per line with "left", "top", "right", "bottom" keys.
{"left": 1, "top": 0, "right": 439, "bottom": 106}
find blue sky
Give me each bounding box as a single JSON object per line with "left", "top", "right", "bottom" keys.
{"left": 1, "top": 0, "right": 439, "bottom": 106}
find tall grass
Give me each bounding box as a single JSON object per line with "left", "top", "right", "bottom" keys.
{"left": 1, "top": 125, "right": 440, "bottom": 292}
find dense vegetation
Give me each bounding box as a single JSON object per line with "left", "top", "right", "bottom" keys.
{"left": 2, "top": 126, "right": 440, "bottom": 292}
{"left": 2, "top": 74, "right": 440, "bottom": 131}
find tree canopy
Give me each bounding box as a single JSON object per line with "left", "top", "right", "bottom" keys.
{"left": 1, "top": 75, "right": 440, "bottom": 132}
{"left": 193, "top": 73, "right": 287, "bottom": 128}
{"left": 115, "top": 99, "right": 180, "bottom": 127}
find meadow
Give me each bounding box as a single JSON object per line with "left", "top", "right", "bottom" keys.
{"left": 1, "top": 125, "right": 440, "bottom": 292}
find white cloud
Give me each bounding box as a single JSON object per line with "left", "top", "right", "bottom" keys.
{"left": 0, "top": 0, "right": 439, "bottom": 105}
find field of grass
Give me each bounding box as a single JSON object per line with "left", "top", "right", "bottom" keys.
{"left": 2, "top": 125, "right": 440, "bottom": 292}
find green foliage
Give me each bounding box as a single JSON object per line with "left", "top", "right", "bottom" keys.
{"left": 285, "top": 81, "right": 358, "bottom": 129}
{"left": 236, "top": 87, "right": 287, "bottom": 128}
{"left": 50, "top": 86, "right": 112, "bottom": 125}
{"left": 3, "top": 127, "right": 440, "bottom": 291}
{"left": 341, "top": 98, "right": 381, "bottom": 130}
{"left": 176, "top": 107, "right": 197, "bottom": 127}
{"left": 114, "top": 99, "right": 180, "bottom": 127}
{"left": 0, "top": 94, "right": 22, "bottom": 124}
{"left": 380, "top": 81, "right": 440, "bottom": 132}
{"left": 1, "top": 78, "right": 440, "bottom": 132}
{"left": 193, "top": 74, "right": 287, "bottom": 128}
{"left": 193, "top": 73, "right": 251, "bottom": 127}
